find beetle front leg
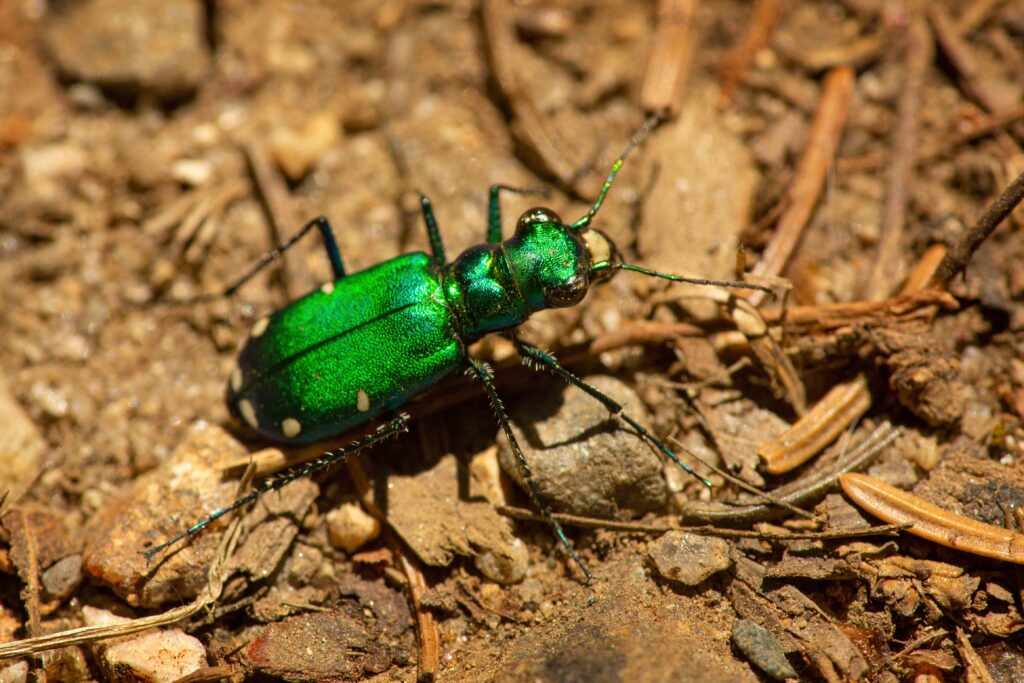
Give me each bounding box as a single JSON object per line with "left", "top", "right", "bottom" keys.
{"left": 466, "top": 358, "right": 593, "bottom": 580}
{"left": 510, "top": 336, "right": 712, "bottom": 489}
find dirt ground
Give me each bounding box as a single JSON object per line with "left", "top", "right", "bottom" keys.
{"left": 2, "top": 0, "right": 1024, "bottom": 681}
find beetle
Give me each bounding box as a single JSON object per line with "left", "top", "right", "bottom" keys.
{"left": 144, "top": 116, "right": 770, "bottom": 578}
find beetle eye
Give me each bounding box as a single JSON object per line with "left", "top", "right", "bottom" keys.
{"left": 517, "top": 207, "right": 562, "bottom": 231}
{"left": 546, "top": 275, "right": 586, "bottom": 307}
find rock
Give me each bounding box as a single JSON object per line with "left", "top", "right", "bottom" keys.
{"left": 326, "top": 502, "right": 380, "bottom": 554}
{"left": 387, "top": 454, "right": 525, "bottom": 578}
{"left": 82, "top": 423, "right": 251, "bottom": 607}
{"left": 647, "top": 531, "right": 733, "bottom": 586}
{"left": 245, "top": 610, "right": 392, "bottom": 681}
{"left": 0, "top": 379, "right": 46, "bottom": 504}
{"left": 732, "top": 619, "right": 798, "bottom": 681}
{"left": 44, "top": 0, "right": 211, "bottom": 100}
{"left": 82, "top": 606, "right": 206, "bottom": 683}
{"left": 497, "top": 375, "right": 668, "bottom": 519}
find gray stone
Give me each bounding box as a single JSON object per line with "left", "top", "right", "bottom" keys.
{"left": 732, "top": 619, "right": 798, "bottom": 681}
{"left": 497, "top": 375, "right": 668, "bottom": 519}
{"left": 41, "top": 554, "right": 83, "bottom": 601}
{"left": 648, "top": 531, "right": 733, "bottom": 586}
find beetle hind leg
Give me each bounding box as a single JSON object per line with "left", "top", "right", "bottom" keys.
{"left": 215, "top": 215, "right": 346, "bottom": 299}
{"left": 142, "top": 414, "right": 409, "bottom": 561}
{"left": 418, "top": 194, "right": 447, "bottom": 264}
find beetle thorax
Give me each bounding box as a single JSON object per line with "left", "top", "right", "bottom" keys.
{"left": 441, "top": 209, "right": 590, "bottom": 339}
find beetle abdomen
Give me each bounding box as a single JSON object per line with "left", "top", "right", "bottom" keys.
{"left": 228, "top": 252, "right": 463, "bottom": 443}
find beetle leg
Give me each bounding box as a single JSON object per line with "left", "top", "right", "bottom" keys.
{"left": 466, "top": 358, "right": 593, "bottom": 580}
{"left": 486, "top": 185, "right": 550, "bottom": 243}
{"left": 142, "top": 414, "right": 409, "bottom": 561}
{"left": 418, "top": 194, "right": 447, "bottom": 264}
{"left": 511, "top": 337, "right": 713, "bottom": 489}
{"left": 219, "top": 215, "right": 346, "bottom": 298}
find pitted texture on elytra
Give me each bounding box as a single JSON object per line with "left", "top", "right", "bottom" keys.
{"left": 229, "top": 253, "right": 461, "bottom": 443}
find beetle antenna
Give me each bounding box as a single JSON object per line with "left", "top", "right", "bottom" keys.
{"left": 615, "top": 263, "right": 775, "bottom": 295}
{"left": 571, "top": 113, "right": 663, "bottom": 232}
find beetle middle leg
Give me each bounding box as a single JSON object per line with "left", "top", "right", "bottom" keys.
{"left": 217, "top": 215, "right": 346, "bottom": 298}
{"left": 467, "top": 357, "right": 593, "bottom": 580}
{"left": 510, "top": 336, "right": 712, "bottom": 488}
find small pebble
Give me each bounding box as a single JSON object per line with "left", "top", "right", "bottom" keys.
{"left": 28, "top": 381, "right": 69, "bottom": 418}
{"left": 731, "top": 619, "right": 797, "bottom": 681}
{"left": 474, "top": 537, "right": 529, "bottom": 585}
{"left": 270, "top": 111, "right": 341, "bottom": 181}
{"left": 104, "top": 631, "right": 205, "bottom": 683}
{"left": 41, "top": 555, "right": 83, "bottom": 601}
{"left": 20, "top": 144, "right": 87, "bottom": 202}
{"left": 169, "top": 158, "right": 213, "bottom": 187}
{"left": 326, "top": 502, "right": 381, "bottom": 553}
{"left": 647, "top": 531, "right": 732, "bottom": 586}
{"left": 246, "top": 611, "right": 391, "bottom": 680}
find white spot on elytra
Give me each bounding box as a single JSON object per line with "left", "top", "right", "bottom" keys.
{"left": 356, "top": 389, "right": 370, "bottom": 412}
{"left": 230, "top": 367, "right": 243, "bottom": 392}
{"left": 250, "top": 317, "right": 270, "bottom": 337}
{"left": 282, "top": 417, "right": 301, "bottom": 438}
{"left": 239, "top": 399, "right": 258, "bottom": 428}
{"left": 321, "top": 281, "right": 335, "bottom": 295}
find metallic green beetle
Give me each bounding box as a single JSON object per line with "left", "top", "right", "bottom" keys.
{"left": 145, "top": 117, "right": 769, "bottom": 577}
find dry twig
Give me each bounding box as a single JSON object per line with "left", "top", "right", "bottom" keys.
{"left": 865, "top": 13, "right": 932, "bottom": 301}
{"left": 749, "top": 66, "right": 855, "bottom": 305}
{"left": 759, "top": 374, "right": 871, "bottom": 474}
{"left": 679, "top": 422, "right": 899, "bottom": 525}
{"left": 497, "top": 506, "right": 908, "bottom": 541}
{"left": 641, "top": 0, "right": 696, "bottom": 116}
{"left": 717, "top": 0, "right": 782, "bottom": 108}
{"left": 929, "top": 169, "right": 1024, "bottom": 287}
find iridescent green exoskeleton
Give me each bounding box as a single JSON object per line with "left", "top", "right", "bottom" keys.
{"left": 144, "top": 116, "right": 771, "bottom": 579}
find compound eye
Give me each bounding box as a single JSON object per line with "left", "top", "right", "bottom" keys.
{"left": 545, "top": 274, "right": 587, "bottom": 308}
{"left": 517, "top": 207, "right": 562, "bottom": 231}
